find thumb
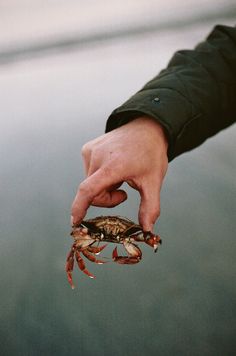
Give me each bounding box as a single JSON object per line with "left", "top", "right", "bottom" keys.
{"left": 138, "top": 185, "right": 161, "bottom": 232}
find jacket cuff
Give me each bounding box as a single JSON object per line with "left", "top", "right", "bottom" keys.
{"left": 105, "top": 88, "right": 200, "bottom": 161}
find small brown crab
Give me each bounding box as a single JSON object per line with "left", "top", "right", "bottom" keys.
{"left": 65, "top": 216, "right": 162, "bottom": 288}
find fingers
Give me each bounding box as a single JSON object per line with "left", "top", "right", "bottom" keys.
{"left": 138, "top": 183, "right": 161, "bottom": 232}
{"left": 71, "top": 167, "right": 124, "bottom": 225}
{"left": 92, "top": 189, "right": 127, "bottom": 207}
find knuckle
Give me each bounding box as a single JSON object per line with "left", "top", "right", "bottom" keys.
{"left": 101, "top": 165, "right": 113, "bottom": 177}
{"left": 78, "top": 181, "right": 90, "bottom": 195}
{"left": 78, "top": 181, "right": 95, "bottom": 201}
{"left": 81, "top": 142, "right": 92, "bottom": 157}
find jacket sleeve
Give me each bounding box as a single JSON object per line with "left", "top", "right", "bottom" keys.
{"left": 105, "top": 25, "right": 236, "bottom": 161}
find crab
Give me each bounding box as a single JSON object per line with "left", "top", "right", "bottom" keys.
{"left": 65, "top": 216, "right": 162, "bottom": 288}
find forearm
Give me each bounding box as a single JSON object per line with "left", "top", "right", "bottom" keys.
{"left": 106, "top": 25, "right": 236, "bottom": 161}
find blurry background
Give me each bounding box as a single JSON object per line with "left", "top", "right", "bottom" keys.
{"left": 0, "top": 1, "right": 236, "bottom": 355}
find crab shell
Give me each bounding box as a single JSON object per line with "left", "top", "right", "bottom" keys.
{"left": 66, "top": 216, "right": 162, "bottom": 288}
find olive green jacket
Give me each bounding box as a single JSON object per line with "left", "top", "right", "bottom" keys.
{"left": 106, "top": 25, "right": 236, "bottom": 161}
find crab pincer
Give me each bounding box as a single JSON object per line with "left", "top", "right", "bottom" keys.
{"left": 112, "top": 240, "right": 142, "bottom": 264}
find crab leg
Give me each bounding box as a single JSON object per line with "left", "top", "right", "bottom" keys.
{"left": 65, "top": 245, "right": 75, "bottom": 289}
{"left": 82, "top": 249, "right": 107, "bottom": 264}
{"left": 112, "top": 240, "right": 142, "bottom": 264}
{"left": 75, "top": 250, "right": 95, "bottom": 279}
{"left": 87, "top": 244, "right": 108, "bottom": 255}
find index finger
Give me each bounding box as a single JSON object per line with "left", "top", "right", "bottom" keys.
{"left": 71, "top": 167, "right": 123, "bottom": 225}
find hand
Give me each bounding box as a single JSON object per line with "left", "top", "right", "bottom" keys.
{"left": 71, "top": 116, "right": 168, "bottom": 232}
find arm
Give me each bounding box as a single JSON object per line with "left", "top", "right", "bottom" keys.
{"left": 106, "top": 25, "right": 236, "bottom": 161}
{"left": 71, "top": 25, "right": 236, "bottom": 228}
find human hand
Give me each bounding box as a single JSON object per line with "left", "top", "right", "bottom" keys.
{"left": 71, "top": 116, "right": 168, "bottom": 232}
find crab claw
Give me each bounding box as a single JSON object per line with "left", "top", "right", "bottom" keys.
{"left": 71, "top": 227, "right": 95, "bottom": 248}
{"left": 112, "top": 241, "right": 142, "bottom": 264}
{"left": 144, "top": 233, "right": 162, "bottom": 252}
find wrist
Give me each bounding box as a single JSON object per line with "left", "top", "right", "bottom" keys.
{"left": 131, "top": 115, "right": 169, "bottom": 154}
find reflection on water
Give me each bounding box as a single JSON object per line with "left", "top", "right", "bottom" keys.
{"left": 0, "top": 25, "right": 236, "bottom": 356}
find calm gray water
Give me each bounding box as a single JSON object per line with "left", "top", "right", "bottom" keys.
{"left": 0, "top": 23, "right": 236, "bottom": 356}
